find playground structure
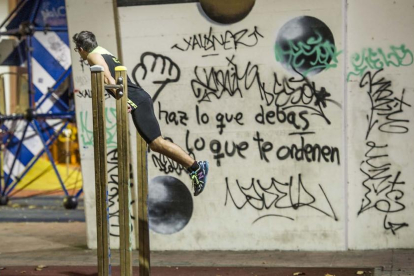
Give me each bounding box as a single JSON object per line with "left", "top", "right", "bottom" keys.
{"left": 0, "top": 0, "right": 81, "bottom": 208}
{"left": 90, "top": 65, "right": 151, "bottom": 276}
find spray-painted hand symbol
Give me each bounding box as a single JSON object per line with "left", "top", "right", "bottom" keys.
{"left": 132, "top": 52, "right": 181, "bottom": 102}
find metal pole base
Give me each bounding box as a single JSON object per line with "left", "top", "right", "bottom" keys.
{"left": 63, "top": 196, "right": 78, "bottom": 210}
{"left": 0, "top": 196, "right": 9, "bottom": 206}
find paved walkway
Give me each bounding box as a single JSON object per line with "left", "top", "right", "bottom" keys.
{"left": 0, "top": 266, "right": 378, "bottom": 276}
{"left": 0, "top": 223, "right": 413, "bottom": 276}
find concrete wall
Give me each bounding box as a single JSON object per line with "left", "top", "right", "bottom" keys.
{"left": 67, "top": 0, "right": 414, "bottom": 251}
{"left": 347, "top": 0, "right": 414, "bottom": 249}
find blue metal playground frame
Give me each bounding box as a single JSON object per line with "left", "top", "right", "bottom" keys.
{"left": 0, "top": 0, "right": 82, "bottom": 208}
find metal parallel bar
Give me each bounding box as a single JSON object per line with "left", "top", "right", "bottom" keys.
{"left": 137, "top": 133, "right": 151, "bottom": 276}
{"left": 115, "top": 66, "right": 132, "bottom": 276}
{"left": 91, "top": 65, "right": 111, "bottom": 276}
{"left": 104, "top": 84, "right": 123, "bottom": 90}
{"left": 4, "top": 120, "right": 68, "bottom": 196}
{"left": 3, "top": 121, "right": 30, "bottom": 189}
{"left": 30, "top": 119, "right": 69, "bottom": 196}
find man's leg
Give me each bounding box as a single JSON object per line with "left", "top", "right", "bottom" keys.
{"left": 149, "top": 136, "right": 194, "bottom": 168}
{"left": 129, "top": 93, "right": 209, "bottom": 195}
{"left": 149, "top": 136, "right": 209, "bottom": 196}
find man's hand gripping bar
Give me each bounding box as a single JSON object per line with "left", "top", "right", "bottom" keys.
{"left": 104, "top": 77, "right": 124, "bottom": 98}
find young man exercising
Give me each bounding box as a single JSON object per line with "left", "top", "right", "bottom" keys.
{"left": 73, "top": 31, "right": 208, "bottom": 196}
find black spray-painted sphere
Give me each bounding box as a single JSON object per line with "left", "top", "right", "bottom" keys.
{"left": 199, "top": 0, "right": 256, "bottom": 24}
{"left": 148, "top": 176, "right": 193, "bottom": 235}
{"left": 275, "top": 16, "right": 335, "bottom": 76}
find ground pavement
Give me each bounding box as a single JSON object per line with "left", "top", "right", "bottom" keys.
{"left": 0, "top": 222, "right": 413, "bottom": 276}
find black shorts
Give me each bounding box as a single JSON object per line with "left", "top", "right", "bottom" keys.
{"left": 128, "top": 87, "right": 161, "bottom": 144}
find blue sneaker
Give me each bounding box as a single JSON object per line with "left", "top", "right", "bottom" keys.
{"left": 189, "top": 161, "right": 209, "bottom": 196}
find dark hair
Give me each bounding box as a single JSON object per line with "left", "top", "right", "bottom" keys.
{"left": 72, "top": 31, "right": 98, "bottom": 52}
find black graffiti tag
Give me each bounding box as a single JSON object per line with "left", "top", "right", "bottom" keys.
{"left": 359, "top": 69, "right": 411, "bottom": 139}
{"left": 358, "top": 141, "right": 408, "bottom": 234}
{"left": 225, "top": 174, "right": 337, "bottom": 224}
{"left": 106, "top": 148, "right": 135, "bottom": 237}
{"left": 191, "top": 56, "right": 341, "bottom": 130}
{"left": 171, "top": 26, "right": 264, "bottom": 53}
{"left": 132, "top": 52, "right": 181, "bottom": 102}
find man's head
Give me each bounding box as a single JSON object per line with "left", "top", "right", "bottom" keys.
{"left": 72, "top": 31, "right": 98, "bottom": 60}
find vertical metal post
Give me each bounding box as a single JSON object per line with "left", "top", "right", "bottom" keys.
{"left": 137, "top": 135, "right": 151, "bottom": 275}
{"left": 115, "top": 66, "right": 132, "bottom": 276}
{"left": 90, "top": 65, "right": 111, "bottom": 276}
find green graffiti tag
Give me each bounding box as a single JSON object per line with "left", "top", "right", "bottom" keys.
{"left": 79, "top": 107, "right": 118, "bottom": 149}
{"left": 347, "top": 44, "right": 413, "bottom": 81}
{"left": 275, "top": 32, "right": 342, "bottom": 76}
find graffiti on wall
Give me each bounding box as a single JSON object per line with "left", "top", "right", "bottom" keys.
{"left": 132, "top": 52, "right": 181, "bottom": 102}
{"left": 171, "top": 26, "right": 264, "bottom": 53}
{"left": 356, "top": 68, "right": 410, "bottom": 234}
{"left": 191, "top": 55, "right": 339, "bottom": 126}
{"left": 347, "top": 45, "right": 413, "bottom": 81}
{"left": 78, "top": 107, "right": 118, "bottom": 149}
{"left": 225, "top": 173, "right": 337, "bottom": 224}
{"left": 148, "top": 176, "right": 193, "bottom": 235}
{"left": 106, "top": 148, "right": 136, "bottom": 237}
{"left": 274, "top": 16, "right": 342, "bottom": 77}
{"left": 131, "top": 19, "right": 342, "bottom": 230}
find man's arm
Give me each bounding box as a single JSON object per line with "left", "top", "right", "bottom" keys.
{"left": 88, "top": 52, "right": 117, "bottom": 98}
{"left": 87, "top": 52, "right": 132, "bottom": 112}
{"left": 87, "top": 53, "right": 116, "bottom": 85}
